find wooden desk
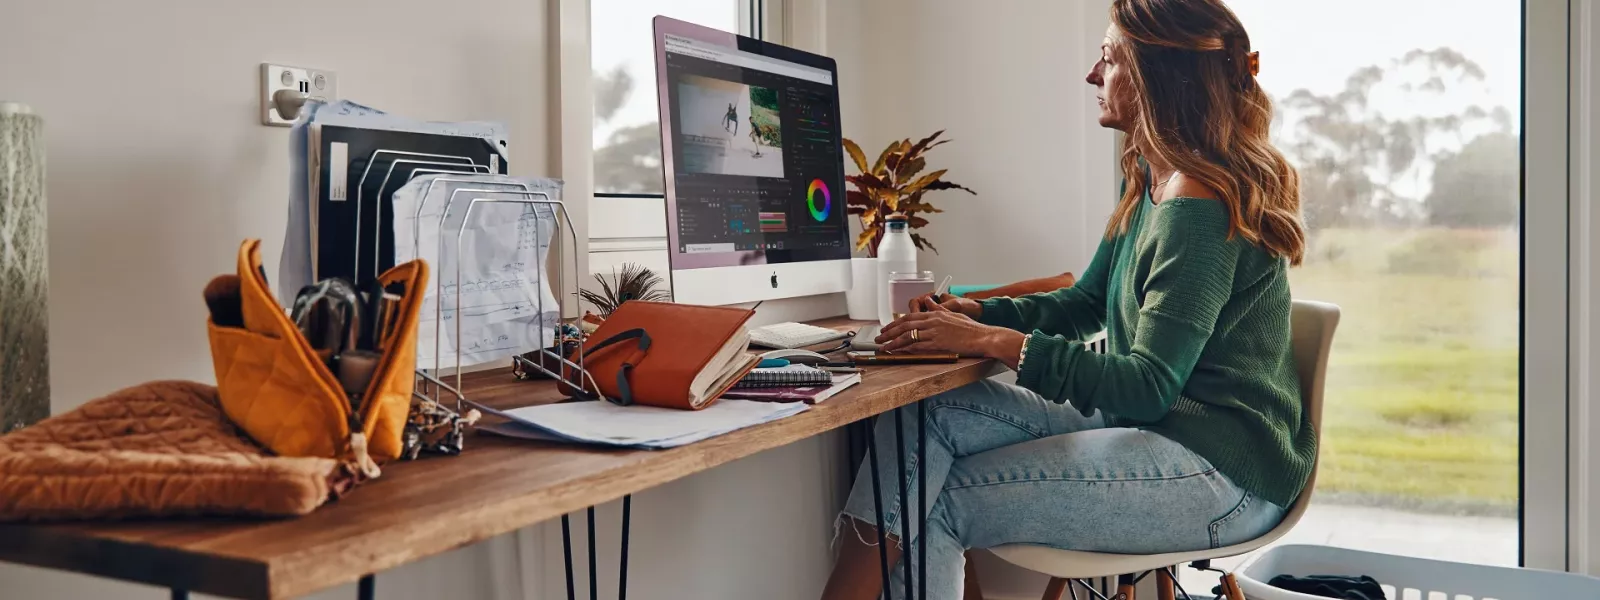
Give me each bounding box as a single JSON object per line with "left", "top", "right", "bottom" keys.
{"left": 0, "top": 321, "right": 1001, "bottom": 600}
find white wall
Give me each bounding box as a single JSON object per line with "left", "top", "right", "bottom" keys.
{"left": 0, "top": 0, "right": 563, "bottom": 412}
{"left": 852, "top": 0, "right": 1117, "bottom": 288}
{"left": 0, "top": 0, "right": 558, "bottom": 597}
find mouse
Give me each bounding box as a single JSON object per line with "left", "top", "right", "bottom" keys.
{"left": 758, "top": 349, "right": 831, "bottom": 365}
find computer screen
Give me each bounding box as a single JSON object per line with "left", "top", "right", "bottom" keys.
{"left": 654, "top": 17, "right": 851, "bottom": 282}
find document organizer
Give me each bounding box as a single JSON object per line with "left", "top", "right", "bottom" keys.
{"left": 302, "top": 133, "right": 599, "bottom": 442}
{"left": 409, "top": 179, "right": 602, "bottom": 411}
{"left": 309, "top": 125, "right": 509, "bottom": 287}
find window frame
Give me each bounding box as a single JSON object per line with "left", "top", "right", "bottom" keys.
{"left": 1523, "top": 0, "right": 1575, "bottom": 573}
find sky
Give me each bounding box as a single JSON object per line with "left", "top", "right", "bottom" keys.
{"left": 1228, "top": 0, "right": 1521, "bottom": 125}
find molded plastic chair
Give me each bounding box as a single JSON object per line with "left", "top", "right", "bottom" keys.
{"left": 984, "top": 299, "right": 1340, "bottom": 600}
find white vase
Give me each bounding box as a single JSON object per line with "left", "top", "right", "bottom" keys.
{"left": 846, "top": 257, "right": 879, "bottom": 320}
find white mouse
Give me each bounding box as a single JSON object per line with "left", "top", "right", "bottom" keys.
{"left": 759, "top": 349, "right": 831, "bottom": 365}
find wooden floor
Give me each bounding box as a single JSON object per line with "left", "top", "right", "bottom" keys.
{"left": 0, "top": 329, "right": 1000, "bottom": 599}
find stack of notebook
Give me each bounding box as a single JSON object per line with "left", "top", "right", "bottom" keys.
{"left": 724, "top": 365, "right": 861, "bottom": 404}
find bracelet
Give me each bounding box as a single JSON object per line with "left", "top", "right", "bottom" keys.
{"left": 1017, "top": 333, "right": 1032, "bottom": 371}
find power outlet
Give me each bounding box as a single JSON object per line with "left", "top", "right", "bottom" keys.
{"left": 260, "top": 63, "right": 337, "bottom": 126}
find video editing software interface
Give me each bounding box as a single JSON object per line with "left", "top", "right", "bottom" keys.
{"left": 663, "top": 35, "right": 849, "bottom": 263}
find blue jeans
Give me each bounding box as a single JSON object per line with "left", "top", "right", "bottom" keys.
{"left": 840, "top": 380, "right": 1285, "bottom": 599}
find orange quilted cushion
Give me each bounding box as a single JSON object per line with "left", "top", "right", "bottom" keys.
{"left": 0, "top": 380, "right": 352, "bottom": 522}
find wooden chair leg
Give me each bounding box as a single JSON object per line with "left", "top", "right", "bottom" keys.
{"left": 1040, "top": 577, "right": 1069, "bottom": 600}
{"left": 1156, "top": 568, "right": 1176, "bottom": 600}
{"left": 1221, "top": 572, "right": 1244, "bottom": 600}
{"left": 963, "top": 552, "right": 985, "bottom": 600}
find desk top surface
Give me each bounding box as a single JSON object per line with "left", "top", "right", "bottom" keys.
{"left": 0, "top": 318, "right": 1001, "bottom": 600}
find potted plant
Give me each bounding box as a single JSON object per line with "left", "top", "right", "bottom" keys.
{"left": 578, "top": 263, "right": 671, "bottom": 317}
{"left": 840, "top": 130, "right": 975, "bottom": 318}
{"left": 516, "top": 263, "right": 668, "bottom": 381}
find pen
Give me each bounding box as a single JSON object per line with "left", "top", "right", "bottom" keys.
{"left": 916, "top": 275, "right": 955, "bottom": 312}
{"left": 819, "top": 366, "right": 862, "bottom": 374}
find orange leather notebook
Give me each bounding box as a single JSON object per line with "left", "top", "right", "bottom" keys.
{"left": 567, "top": 301, "right": 759, "bottom": 410}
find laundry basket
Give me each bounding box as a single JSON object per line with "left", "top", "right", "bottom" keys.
{"left": 1235, "top": 544, "right": 1600, "bottom": 600}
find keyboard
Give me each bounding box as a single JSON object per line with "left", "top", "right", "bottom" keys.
{"left": 748, "top": 322, "right": 851, "bottom": 349}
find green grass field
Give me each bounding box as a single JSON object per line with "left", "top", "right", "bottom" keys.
{"left": 1291, "top": 227, "right": 1519, "bottom": 516}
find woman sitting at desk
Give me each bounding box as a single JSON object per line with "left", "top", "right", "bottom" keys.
{"left": 820, "top": 0, "right": 1314, "bottom": 598}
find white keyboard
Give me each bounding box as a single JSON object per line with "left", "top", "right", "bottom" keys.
{"left": 748, "top": 322, "right": 850, "bottom": 349}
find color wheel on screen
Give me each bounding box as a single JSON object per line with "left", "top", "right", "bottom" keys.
{"left": 807, "top": 179, "right": 831, "bottom": 222}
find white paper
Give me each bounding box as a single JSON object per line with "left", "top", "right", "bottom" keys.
{"left": 471, "top": 399, "right": 810, "bottom": 449}
{"left": 391, "top": 173, "right": 563, "bottom": 370}
{"left": 277, "top": 100, "right": 508, "bottom": 306}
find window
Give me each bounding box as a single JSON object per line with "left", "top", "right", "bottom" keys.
{"left": 590, "top": 0, "right": 756, "bottom": 196}
{"left": 1211, "top": 0, "right": 1526, "bottom": 572}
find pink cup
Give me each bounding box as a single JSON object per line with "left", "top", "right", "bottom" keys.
{"left": 888, "top": 271, "right": 936, "bottom": 319}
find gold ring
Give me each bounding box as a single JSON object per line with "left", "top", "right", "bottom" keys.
{"left": 911, "top": 329, "right": 920, "bottom": 341}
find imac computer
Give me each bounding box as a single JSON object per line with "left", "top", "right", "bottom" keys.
{"left": 652, "top": 16, "right": 852, "bottom": 306}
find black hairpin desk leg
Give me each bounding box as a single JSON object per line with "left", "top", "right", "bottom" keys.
{"left": 587, "top": 507, "right": 598, "bottom": 600}
{"left": 561, "top": 495, "right": 634, "bottom": 600}
{"left": 894, "top": 406, "right": 913, "bottom": 600}
{"left": 620, "top": 494, "right": 632, "bottom": 600}
{"left": 918, "top": 399, "right": 928, "bottom": 600}
{"left": 864, "top": 415, "right": 893, "bottom": 598}
{"left": 165, "top": 574, "right": 372, "bottom": 597}
{"left": 563, "top": 514, "right": 577, "bottom": 600}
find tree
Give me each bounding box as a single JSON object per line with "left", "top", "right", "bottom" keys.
{"left": 1425, "top": 132, "right": 1517, "bottom": 227}
{"left": 1274, "top": 48, "right": 1508, "bottom": 229}
{"left": 749, "top": 86, "right": 779, "bottom": 111}
{"left": 592, "top": 67, "right": 664, "bottom": 194}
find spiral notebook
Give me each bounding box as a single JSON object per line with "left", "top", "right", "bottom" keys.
{"left": 733, "top": 365, "right": 833, "bottom": 389}
{"left": 722, "top": 373, "right": 862, "bottom": 404}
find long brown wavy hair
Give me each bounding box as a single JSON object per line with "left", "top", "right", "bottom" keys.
{"left": 1106, "top": 0, "right": 1306, "bottom": 266}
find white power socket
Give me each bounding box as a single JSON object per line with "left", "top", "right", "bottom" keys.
{"left": 260, "top": 63, "right": 337, "bottom": 126}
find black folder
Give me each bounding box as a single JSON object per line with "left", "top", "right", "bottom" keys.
{"left": 311, "top": 125, "right": 509, "bottom": 286}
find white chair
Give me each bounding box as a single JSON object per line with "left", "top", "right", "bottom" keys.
{"left": 981, "top": 299, "right": 1340, "bottom": 600}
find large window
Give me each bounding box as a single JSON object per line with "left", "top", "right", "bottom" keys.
{"left": 591, "top": 0, "right": 753, "bottom": 195}
{"left": 1217, "top": 0, "right": 1524, "bottom": 571}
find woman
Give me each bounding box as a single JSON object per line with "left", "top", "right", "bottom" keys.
{"left": 820, "top": 1, "right": 1315, "bottom": 598}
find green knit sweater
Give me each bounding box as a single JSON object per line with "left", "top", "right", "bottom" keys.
{"left": 977, "top": 192, "right": 1316, "bottom": 508}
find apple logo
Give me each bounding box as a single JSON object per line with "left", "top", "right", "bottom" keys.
{"left": 770, "top": 272, "right": 779, "bottom": 288}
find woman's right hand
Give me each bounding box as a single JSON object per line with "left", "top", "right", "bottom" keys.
{"left": 911, "top": 293, "right": 983, "bottom": 319}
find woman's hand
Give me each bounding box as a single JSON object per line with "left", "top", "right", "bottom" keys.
{"left": 877, "top": 297, "right": 1025, "bottom": 367}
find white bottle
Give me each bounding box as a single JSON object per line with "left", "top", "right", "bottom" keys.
{"left": 877, "top": 215, "right": 916, "bottom": 325}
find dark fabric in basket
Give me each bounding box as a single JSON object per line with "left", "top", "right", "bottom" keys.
{"left": 1267, "top": 574, "right": 1387, "bottom": 600}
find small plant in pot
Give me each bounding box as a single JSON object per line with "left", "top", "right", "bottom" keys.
{"left": 578, "top": 263, "right": 671, "bottom": 317}
{"left": 515, "top": 264, "right": 669, "bottom": 381}
{"left": 842, "top": 130, "right": 976, "bottom": 257}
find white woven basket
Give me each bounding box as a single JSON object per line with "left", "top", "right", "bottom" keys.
{"left": 1235, "top": 544, "right": 1600, "bottom": 600}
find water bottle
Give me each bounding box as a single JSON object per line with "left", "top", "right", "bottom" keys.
{"left": 877, "top": 215, "right": 916, "bottom": 325}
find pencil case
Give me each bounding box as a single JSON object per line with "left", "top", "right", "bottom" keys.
{"left": 203, "top": 239, "right": 428, "bottom": 478}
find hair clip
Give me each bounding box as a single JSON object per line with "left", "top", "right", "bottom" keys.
{"left": 1248, "top": 51, "right": 1260, "bottom": 76}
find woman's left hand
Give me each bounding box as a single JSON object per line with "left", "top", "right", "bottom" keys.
{"left": 875, "top": 297, "right": 1023, "bottom": 359}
